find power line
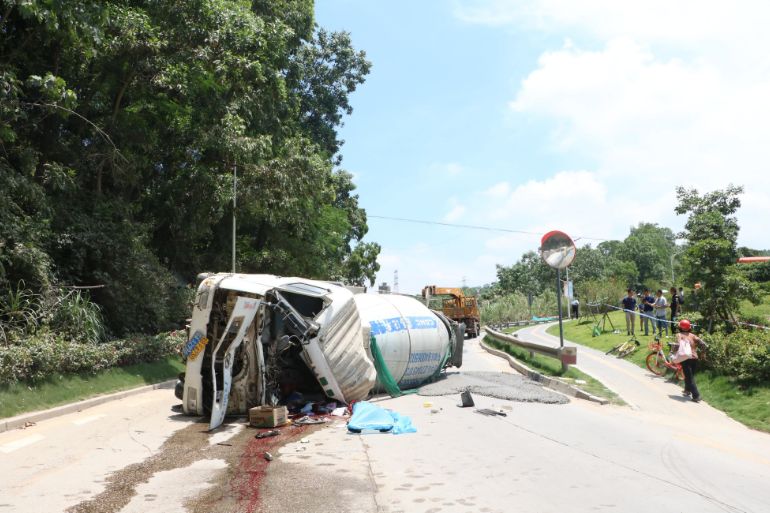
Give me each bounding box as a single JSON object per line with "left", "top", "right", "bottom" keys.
{"left": 367, "top": 215, "right": 609, "bottom": 242}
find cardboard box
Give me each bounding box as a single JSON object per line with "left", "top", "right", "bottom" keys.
{"left": 249, "top": 406, "right": 288, "bottom": 428}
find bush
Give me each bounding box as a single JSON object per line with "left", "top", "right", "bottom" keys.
{"left": 0, "top": 330, "right": 185, "bottom": 385}
{"left": 49, "top": 289, "right": 106, "bottom": 344}
{"left": 579, "top": 278, "right": 625, "bottom": 312}
{"left": 701, "top": 329, "right": 770, "bottom": 383}
{"left": 480, "top": 291, "right": 560, "bottom": 325}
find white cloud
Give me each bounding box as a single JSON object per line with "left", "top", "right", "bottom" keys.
{"left": 455, "top": 1, "right": 770, "bottom": 250}
{"left": 484, "top": 181, "right": 511, "bottom": 198}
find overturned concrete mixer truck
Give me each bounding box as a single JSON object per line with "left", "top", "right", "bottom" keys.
{"left": 176, "top": 273, "right": 465, "bottom": 429}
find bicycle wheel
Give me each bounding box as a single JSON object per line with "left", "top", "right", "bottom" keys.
{"left": 606, "top": 344, "right": 622, "bottom": 355}
{"left": 646, "top": 352, "right": 667, "bottom": 376}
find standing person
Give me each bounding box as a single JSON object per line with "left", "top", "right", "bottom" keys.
{"left": 571, "top": 296, "right": 580, "bottom": 319}
{"left": 641, "top": 288, "right": 656, "bottom": 336}
{"left": 654, "top": 289, "right": 668, "bottom": 336}
{"left": 675, "top": 319, "right": 703, "bottom": 402}
{"left": 621, "top": 289, "right": 637, "bottom": 336}
{"left": 670, "top": 287, "right": 681, "bottom": 334}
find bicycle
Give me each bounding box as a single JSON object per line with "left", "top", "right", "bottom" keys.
{"left": 645, "top": 336, "right": 684, "bottom": 380}
{"left": 606, "top": 336, "right": 641, "bottom": 358}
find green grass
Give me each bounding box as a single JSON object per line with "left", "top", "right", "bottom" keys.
{"left": 485, "top": 338, "right": 624, "bottom": 405}
{"left": 549, "top": 312, "right": 770, "bottom": 432}
{"left": 739, "top": 295, "right": 770, "bottom": 323}
{"left": 0, "top": 357, "right": 184, "bottom": 419}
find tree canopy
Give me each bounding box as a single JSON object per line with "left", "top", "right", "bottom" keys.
{"left": 0, "top": 0, "right": 379, "bottom": 334}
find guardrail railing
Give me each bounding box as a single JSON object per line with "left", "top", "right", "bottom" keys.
{"left": 483, "top": 325, "right": 577, "bottom": 371}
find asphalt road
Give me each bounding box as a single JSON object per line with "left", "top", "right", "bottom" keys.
{"left": 1, "top": 330, "right": 769, "bottom": 513}
{"left": 261, "top": 332, "right": 770, "bottom": 513}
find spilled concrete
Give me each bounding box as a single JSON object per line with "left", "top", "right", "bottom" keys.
{"left": 418, "top": 371, "right": 570, "bottom": 404}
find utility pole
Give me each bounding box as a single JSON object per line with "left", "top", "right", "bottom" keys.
{"left": 232, "top": 163, "right": 237, "bottom": 273}
{"left": 394, "top": 270, "right": 399, "bottom": 294}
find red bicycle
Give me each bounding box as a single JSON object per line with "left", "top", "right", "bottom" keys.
{"left": 645, "top": 336, "right": 684, "bottom": 380}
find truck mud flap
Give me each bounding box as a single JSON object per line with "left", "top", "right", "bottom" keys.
{"left": 209, "top": 297, "right": 260, "bottom": 431}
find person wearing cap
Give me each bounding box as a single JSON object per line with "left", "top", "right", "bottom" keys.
{"left": 621, "top": 289, "right": 637, "bottom": 336}
{"left": 676, "top": 319, "right": 704, "bottom": 402}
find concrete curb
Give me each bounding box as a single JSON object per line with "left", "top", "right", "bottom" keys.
{"left": 479, "top": 334, "right": 609, "bottom": 405}
{"left": 1, "top": 379, "right": 176, "bottom": 433}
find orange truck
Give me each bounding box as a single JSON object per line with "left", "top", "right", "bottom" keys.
{"left": 421, "top": 285, "right": 481, "bottom": 338}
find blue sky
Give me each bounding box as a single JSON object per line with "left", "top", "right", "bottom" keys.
{"left": 315, "top": 1, "right": 770, "bottom": 294}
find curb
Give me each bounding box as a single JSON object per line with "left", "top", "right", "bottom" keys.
{"left": 1, "top": 379, "right": 176, "bottom": 433}
{"left": 479, "top": 334, "right": 609, "bottom": 405}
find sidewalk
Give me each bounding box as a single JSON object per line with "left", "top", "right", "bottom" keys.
{"left": 1, "top": 379, "right": 175, "bottom": 433}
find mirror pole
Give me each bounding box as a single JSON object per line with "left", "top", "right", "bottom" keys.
{"left": 556, "top": 268, "right": 564, "bottom": 348}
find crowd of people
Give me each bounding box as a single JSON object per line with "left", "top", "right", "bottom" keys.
{"left": 620, "top": 288, "right": 702, "bottom": 402}
{"left": 620, "top": 287, "right": 684, "bottom": 337}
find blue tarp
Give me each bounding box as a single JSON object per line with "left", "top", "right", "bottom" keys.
{"left": 347, "top": 401, "right": 417, "bottom": 435}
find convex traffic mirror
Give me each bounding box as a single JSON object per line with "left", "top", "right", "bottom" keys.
{"left": 540, "top": 230, "right": 576, "bottom": 270}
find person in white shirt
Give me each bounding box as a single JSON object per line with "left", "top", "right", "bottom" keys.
{"left": 653, "top": 289, "right": 668, "bottom": 336}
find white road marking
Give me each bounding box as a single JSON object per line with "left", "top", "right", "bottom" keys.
{"left": 72, "top": 414, "right": 106, "bottom": 426}
{"left": 0, "top": 434, "right": 44, "bottom": 454}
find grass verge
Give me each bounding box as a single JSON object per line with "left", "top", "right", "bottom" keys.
{"left": 484, "top": 337, "right": 624, "bottom": 405}
{"left": 0, "top": 356, "right": 184, "bottom": 419}
{"left": 549, "top": 312, "right": 770, "bottom": 432}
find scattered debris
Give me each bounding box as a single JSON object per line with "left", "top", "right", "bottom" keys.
{"left": 255, "top": 430, "right": 281, "bottom": 439}
{"left": 264, "top": 452, "right": 274, "bottom": 461}
{"left": 460, "top": 390, "right": 475, "bottom": 407}
{"left": 331, "top": 407, "right": 348, "bottom": 417}
{"left": 294, "top": 416, "right": 327, "bottom": 426}
{"left": 475, "top": 408, "right": 507, "bottom": 417}
{"left": 249, "top": 406, "right": 288, "bottom": 428}
{"left": 216, "top": 442, "right": 233, "bottom": 446}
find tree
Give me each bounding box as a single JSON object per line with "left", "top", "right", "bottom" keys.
{"left": 675, "top": 185, "right": 758, "bottom": 329}
{"left": 568, "top": 244, "right": 606, "bottom": 284}
{"left": 496, "top": 251, "right": 552, "bottom": 297}
{"left": 0, "top": 0, "right": 378, "bottom": 334}
{"left": 620, "top": 223, "right": 676, "bottom": 286}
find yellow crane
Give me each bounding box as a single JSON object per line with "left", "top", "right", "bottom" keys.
{"left": 421, "top": 285, "right": 481, "bottom": 338}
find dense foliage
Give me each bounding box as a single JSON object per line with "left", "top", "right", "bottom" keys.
{"left": 701, "top": 329, "right": 770, "bottom": 384}
{"left": 0, "top": 1, "right": 379, "bottom": 339}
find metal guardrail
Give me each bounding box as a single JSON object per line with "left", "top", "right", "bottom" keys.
{"left": 483, "top": 325, "right": 577, "bottom": 371}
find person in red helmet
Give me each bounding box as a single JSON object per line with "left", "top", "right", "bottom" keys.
{"left": 674, "top": 319, "right": 704, "bottom": 402}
